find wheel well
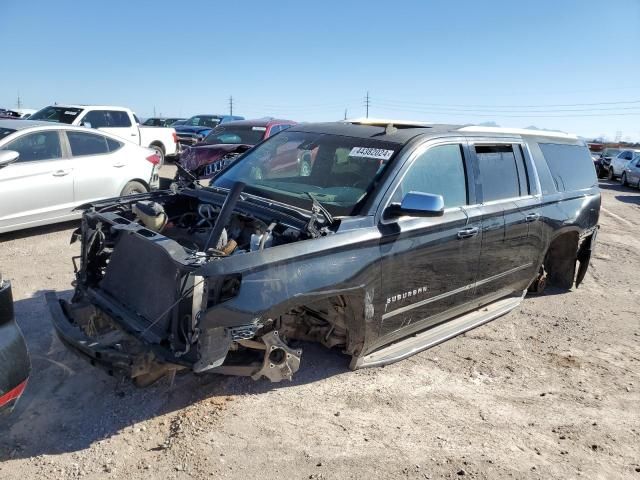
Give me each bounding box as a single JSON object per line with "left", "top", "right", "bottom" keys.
{"left": 149, "top": 141, "right": 165, "bottom": 153}
{"left": 543, "top": 231, "right": 579, "bottom": 289}
{"left": 125, "top": 178, "right": 150, "bottom": 192}
{"left": 275, "top": 294, "right": 366, "bottom": 356}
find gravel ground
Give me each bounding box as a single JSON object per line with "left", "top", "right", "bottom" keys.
{"left": 0, "top": 171, "right": 638, "bottom": 479}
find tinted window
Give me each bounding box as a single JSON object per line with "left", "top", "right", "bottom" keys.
{"left": 0, "top": 128, "right": 16, "bottom": 140}
{"left": 393, "top": 144, "right": 467, "bottom": 208}
{"left": 67, "top": 131, "right": 110, "bottom": 156}
{"left": 3, "top": 131, "right": 62, "bottom": 162}
{"left": 203, "top": 125, "right": 266, "bottom": 145}
{"left": 29, "top": 106, "right": 83, "bottom": 124}
{"left": 106, "top": 137, "right": 123, "bottom": 152}
{"left": 476, "top": 145, "right": 521, "bottom": 202}
{"left": 538, "top": 143, "right": 598, "bottom": 192}
{"left": 107, "top": 110, "right": 132, "bottom": 127}
{"left": 82, "top": 111, "right": 108, "bottom": 128}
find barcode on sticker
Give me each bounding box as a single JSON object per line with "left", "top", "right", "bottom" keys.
{"left": 349, "top": 147, "right": 394, "bottom": 160}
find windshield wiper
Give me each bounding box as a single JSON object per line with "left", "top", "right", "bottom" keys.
{"left": 306, "top": 192, "right": 334, "bottom": 225}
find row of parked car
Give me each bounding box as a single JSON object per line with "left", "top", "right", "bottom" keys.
{"left": 592, "top": 147, "right": 640, "bottom": 188}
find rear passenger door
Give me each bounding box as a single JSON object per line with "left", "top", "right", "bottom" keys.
{"left": 378, "top": 140, "right": 482, "bottom": 342}
{"left": 469, "top": 141, "right": 541, "bottom": 301}
{"left": 64, "top": 130, "right": 126, "bottom": 203}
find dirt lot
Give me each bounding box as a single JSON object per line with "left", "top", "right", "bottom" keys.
{"left": 0, "top": 171, "right": 638, "bottom": 480}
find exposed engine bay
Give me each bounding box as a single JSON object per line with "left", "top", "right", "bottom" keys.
{"left": 55, "top": 184, "right": 348, "bottom": 386}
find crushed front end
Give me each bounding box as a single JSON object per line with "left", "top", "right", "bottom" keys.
{"left": 48, "top": 186, "right": 330, "bottom": 385}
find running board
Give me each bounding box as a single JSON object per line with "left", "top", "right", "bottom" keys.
{"left": 350, "top": 293, "right": 525, "bottom": 370}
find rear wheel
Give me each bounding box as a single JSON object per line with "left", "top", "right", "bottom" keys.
{"left": 120, "top": 180, "right": 148, "bottom": 197}
{"left": 608, "top": 167, "right": 615, "bottom": 180}
{"left": 621, "top": 172, "right": 628, "bottom": 186}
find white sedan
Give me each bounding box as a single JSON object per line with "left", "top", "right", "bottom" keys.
{"left": 0, "top": 120, "right": 160, "bottom": 234}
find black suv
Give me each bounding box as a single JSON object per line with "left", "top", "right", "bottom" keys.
{"left": 48, "top": 121, "right": 600, "bottom": 384}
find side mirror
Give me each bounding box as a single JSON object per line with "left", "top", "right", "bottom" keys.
{"left": 385, "top": 191, "right": 445, "bottom": 219}
{"left": 0, "top": 150, "right": 19, "bottom": 168}
{"left": 81, "top": 121, "right": 92, "bottom": 129}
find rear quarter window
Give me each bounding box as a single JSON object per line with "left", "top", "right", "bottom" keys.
{"left": 538, "top": 143, "right": 598, "bottom": 192}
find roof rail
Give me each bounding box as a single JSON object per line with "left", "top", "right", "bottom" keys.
{"left": 344, "top": 117, "right": 432, "bottom": 128}
{"left": 458, "top": 126, "right": 578, "bottom": 139}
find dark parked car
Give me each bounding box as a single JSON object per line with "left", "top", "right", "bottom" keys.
{"left": 174, "top": 114, "right": 245, "bottom": 149}
{"left": 47, "top": 121, "right": 599, "bottom": 385}
{"left": 143, "top": 117, "right": 185, "bottom": 127}
{"left": 178, "top": 118, "right": 296, "bottom": 179}
{"left": 0, "top": 277, "right": 30, "bottom": 413}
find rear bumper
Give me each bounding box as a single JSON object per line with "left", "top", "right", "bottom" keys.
{"left": 0, "top": 282, "right": 30, "bottom": 414}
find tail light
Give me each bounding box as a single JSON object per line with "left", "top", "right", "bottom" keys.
{"left": 146, "top": 154, "right": 161, "bottom": 166}
{"left": 172, "top": 132, "right": 178, "bottom": 143}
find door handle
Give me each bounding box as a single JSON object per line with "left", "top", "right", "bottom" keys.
{"left": 52, "top": 170, "right": 70, "bottom": 177}
{"left": 131, "top": 133, "right": 137, "bottom": 136}
{"left": 457, "top": 227, "right": 479, "bottom": 239}
{"left": 112, "top": 162, "right": 126, "bottom": 168}
{"left": 525, "top": 213, "right": 540, "bottom": 223}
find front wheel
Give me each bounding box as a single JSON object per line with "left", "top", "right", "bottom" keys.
{"left": 607, "top": 167, "right": 615, "bottom": 180}
{"left": 621, "top": 172, "right": 628, "bottom": 186}
{"left": 120, "top": 180, "right": 148, "bottom": 197}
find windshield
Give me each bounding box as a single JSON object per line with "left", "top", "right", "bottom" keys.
{"left": 29, "top": 106, "right": 83, "bottom": 124}
{"left": 603, "top": 148, "right": 620, "bottom": 157}
{"left": 0, "top": 128, "right": 16, "bottom": 140}
{"left": 184, "top": 116, "right": 221, "bottom": 128}
{"left": 143, "top": 118, "right": 163, "bottom": 126}
{"left": 212, "top": 131, "right": 400, "bottom": 216}
{"left": 204, "top": 125, "right": 266, "bottom": 146}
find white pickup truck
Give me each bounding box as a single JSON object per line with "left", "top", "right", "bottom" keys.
{"left": 29, "top": 105, "right": 179, "bottom": 164}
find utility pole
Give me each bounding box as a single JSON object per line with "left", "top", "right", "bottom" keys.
{"left": 16, "top": 92, "right": 22, "bottom": 110}
{"left": 153, "top": 105, "right": 156, "bottom": 117}
{"left": 365, "top": 91, "right": 370, "bottom": 118}
{"left": 344, "top": 108, "right": 348, "bottom": 120}
{"left": 229, "top": 96, "right": 233, "bottom": 116}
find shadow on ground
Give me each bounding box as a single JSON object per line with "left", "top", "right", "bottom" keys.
{"left": 0, "top": 220, "right": 79, "bottom": 242}
{"left": 0, "top": 290, "right": 351, "bottom": 461}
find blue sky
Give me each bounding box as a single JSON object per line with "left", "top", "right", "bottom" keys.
{"left": 2, "top": 0, "right": 639, "bottom": 140}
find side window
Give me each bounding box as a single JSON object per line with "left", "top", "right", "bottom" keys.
{"left": 280, "top": 124, "right": 293, "bottom": 132}
{"left": 393, "top": 144, "right": 468, "bottom": 208}
{"left": 3, "top": 131, "right": 62, "bottom": 162}
{"left": 67, "top": 131, "right": 110, "bottom": 156}
{"left": 106, "top": 137, "right": 123, "bottom": 152}
{"left": 106, "top": 110, "right": 132, "bottom": 127}
{"left": 268, "top": 125, "right": 281, "bottom": 137}
{"left": 538, "top": 143, "right": 598, "bottom": 191}
{"left": 475, "top": 145, "right": 521, "bottom": 202}
{"left": 82, "top": 111, "right": 107, "bottom": 128}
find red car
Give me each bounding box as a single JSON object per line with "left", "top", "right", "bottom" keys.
{"left": 178, "top": 118, "right": 297, "bottom": 179}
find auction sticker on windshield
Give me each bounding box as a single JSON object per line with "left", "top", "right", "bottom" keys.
{"left": 349, "top": 147, "right": 395, "bottom": 160}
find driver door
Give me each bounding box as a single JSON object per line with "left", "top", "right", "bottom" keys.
{"left": 377, "top": 140, "right": 482, "bottom": 343}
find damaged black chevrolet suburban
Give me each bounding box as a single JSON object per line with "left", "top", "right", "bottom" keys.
{"left": 47, "top": 120, "right": 600, "bottom": 384}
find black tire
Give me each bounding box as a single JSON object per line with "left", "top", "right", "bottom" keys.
{"left": 621, "top": 172, "right": 628, "bottom": 186}
{"left": 120, "top": 180, "right": 148, "bottom": 197}
{"left": 150, "top": 144, "right": 165, "bottom": 167}
{"left": 607, "top": 167, "right": 615, "bottom": 181}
